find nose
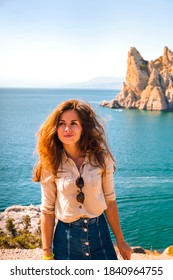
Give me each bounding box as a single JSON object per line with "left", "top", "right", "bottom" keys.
{"left": 65, "top": 125, "right": 71, "bottom": 131}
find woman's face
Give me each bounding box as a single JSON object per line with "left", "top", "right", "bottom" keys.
{"left": 57, "top": 110, "right": 83, "bottom": 147}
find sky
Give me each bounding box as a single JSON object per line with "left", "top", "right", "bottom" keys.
{"left": 0, "top": 0, "right": 173, "bottom": 87}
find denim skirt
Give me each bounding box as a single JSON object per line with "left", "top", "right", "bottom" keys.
{"left": 53, "top": 213, "right": 118, "bottom": 260}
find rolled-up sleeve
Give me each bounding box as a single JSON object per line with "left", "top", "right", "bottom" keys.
{"left": 40, "top": 170, "right": 57, "bottom": 215}
{"left": 102, "top": 156, "right": 116, "bottom": 203}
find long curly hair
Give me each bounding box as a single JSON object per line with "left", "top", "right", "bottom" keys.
{"left": 32, "top": 99, "right": 114, "bottom": 182}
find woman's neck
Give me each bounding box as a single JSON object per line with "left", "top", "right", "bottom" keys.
{"left": 63, "top": 145, "right": 85, "bottom": 169}
{"left": 63, "top": 145, "right": 84, "bottom": 160}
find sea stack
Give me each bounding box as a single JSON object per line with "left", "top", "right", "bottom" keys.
{"left": 100, "top": 46, "right": 173, "bottom": 111}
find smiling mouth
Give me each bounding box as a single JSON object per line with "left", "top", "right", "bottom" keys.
{"left": 64, "top": 134, "right": 73, "bottom": 138}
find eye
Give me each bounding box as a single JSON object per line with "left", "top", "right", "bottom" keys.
{"left": 58, "top": 121, "right": 65, "bottom": 126}
{"left": 71, "top": 121, "right": 77, "bottom": 125}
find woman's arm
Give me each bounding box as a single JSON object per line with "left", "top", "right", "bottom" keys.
{"left": 41, "top": 212, "right": 55, "bottom": 258}
{"left": 104, "top": 200, "right": 132, "bottom": 260}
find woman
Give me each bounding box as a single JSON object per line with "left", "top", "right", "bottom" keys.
{"left": 33, "top": 99, "right": 132, "bottom": 260}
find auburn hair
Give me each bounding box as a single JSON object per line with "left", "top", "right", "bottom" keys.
{"left": 32, "top": 99, "right": 114, "bottom": 182}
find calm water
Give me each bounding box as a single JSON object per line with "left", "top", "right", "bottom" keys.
{"left": 0, "top": 88, "right": 173, "bottom": 251}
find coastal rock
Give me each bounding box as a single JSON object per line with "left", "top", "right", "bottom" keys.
{"left": 0, "top": 205, "right": 41, "bottom": 234}
{"left": 99, "top": 99, "right": 121, "bottom": 108}
{"left": 100, "top": 46, "right": 173, "bottom": 111}
{"left": 162, "top": 246, "right": 173, "bottom": 256}
{"left": 132, "top": 246, "right": 146, "bottom": 254}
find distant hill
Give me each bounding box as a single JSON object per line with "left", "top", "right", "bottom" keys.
{"left": 61, "top": 76, "right": 123, "bottom": 90}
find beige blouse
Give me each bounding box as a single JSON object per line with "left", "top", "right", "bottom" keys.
{"left": 40, "top": 151, "right": 116, "bottom": 223}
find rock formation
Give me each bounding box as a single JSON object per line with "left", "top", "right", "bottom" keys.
{"left": 100, "top": 46, "right": 173, "bottom": 111}
{"left": 0, "top": 205, "right": 41, "bottom": 235}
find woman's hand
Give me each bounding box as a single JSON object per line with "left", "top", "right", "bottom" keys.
{"left": 104, "top": 201, "right": 133, "bottom": 260}
{"left": 117, "top": 240, "right": 133, "bottom": 260}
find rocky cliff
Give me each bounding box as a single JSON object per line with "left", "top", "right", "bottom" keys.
{"left": 0, "top": 205, "right": 41, "bottom": 235}
{"left": 100, "top": 46, "right": 173, "bottom": 111}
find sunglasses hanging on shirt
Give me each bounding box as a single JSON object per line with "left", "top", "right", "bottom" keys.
{"left": 75, "top": 176, "right": 85, "bottom": 204}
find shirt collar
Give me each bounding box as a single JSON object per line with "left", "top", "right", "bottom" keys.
{"left": 61, "top": 149, "right": 89, "bottom": 164}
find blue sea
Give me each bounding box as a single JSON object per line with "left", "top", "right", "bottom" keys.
{"left": 0, "top": 88, "right": 173, "bottom": 251}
